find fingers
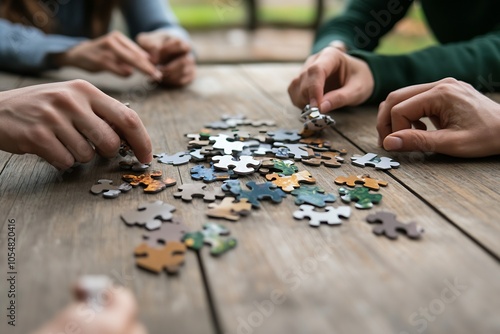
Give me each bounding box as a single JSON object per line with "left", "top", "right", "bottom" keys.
{"left": 26, "top": 130, "right": 75, "bottom": 170}
{"left": 158, "top": 38, "right": 191, "bottom": 64}
{"left": 107, "top": 32, "right": 162, "bottom": 80}
{"left": 159, "top": 54, "right": 196, "bottom": 87}
{"left": 87, "top": 87, "right": 152, "bottom": 163}
{"left": 377, "top": 78, "right": 458, "bottom": 141}
{"left": 383, "top": 128, "right": 459, "bottom": 155}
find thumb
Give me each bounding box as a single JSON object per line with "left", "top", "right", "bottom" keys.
{"left": 383, "top": 129, "right": 458, "bottom": 154}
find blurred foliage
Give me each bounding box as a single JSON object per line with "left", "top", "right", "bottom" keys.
{"left": 170, "top": 1, "right": 436, "bottom": 55}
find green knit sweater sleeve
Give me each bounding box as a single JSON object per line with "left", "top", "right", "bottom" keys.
{"left": 350, "top": 28, "right": 500, "bottom": 103}
{"left": 313, "top": 0, "right": 412, "bottom": 53}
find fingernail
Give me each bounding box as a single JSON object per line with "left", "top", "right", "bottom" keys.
{"left": 310, "top": 98, "right": 318, "bottom": 107}
{"left": 384, "top": 136, "right": 403, "bottom": 151}
{"left": 153, "top": 69, "right": 163, "bottom": 81}
{"left": 320, "top": 101, "right": 331, "bottom": 113}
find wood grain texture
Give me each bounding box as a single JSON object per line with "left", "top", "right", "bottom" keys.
{"left": 0, "top": 66, "right": 499, "bottom": 334}
{"left": 0, "top": 74, "right": 213, "bottom": 334}
{"left": 185, "top": 66, "right": 500, "bottom": 334}
{"left": 0, "top": 72, "right": 22, "bottom": 173}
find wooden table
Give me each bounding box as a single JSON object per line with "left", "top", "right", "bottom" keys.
{"left": 1, "top": 64, "right": 499, "bottom": 334}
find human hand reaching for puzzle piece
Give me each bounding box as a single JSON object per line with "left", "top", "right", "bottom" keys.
{"left": 0, "top": 81, "right": 153, "bottom": 169}
{"left": 377, "top": 78, "right": 500, "bottom": 157}
{"left": 288, "top": 47, "right": 374, "bottom": 113}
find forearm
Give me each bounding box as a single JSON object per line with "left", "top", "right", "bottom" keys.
{"left": 351, "top": 30, "right": 500, "bottom": 103}
{"left": 121, "top": 0, "right": 190, "bottom": 42}
{"left": 313, "top": 0, "right": 411, "bottom": 53}
{"left": 0, "top": 19, "right": 86, "bottom": 73}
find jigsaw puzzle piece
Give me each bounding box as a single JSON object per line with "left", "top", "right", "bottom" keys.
{"left": 212, "top": 155, "right": 261, "bottom": 175}
{"left": 143, "top": 218, "right": 190, "bottom": 247}
{"left": 339, "top": 187, "right": 382, "bottom": 209}
{"left": 119, "top": 161, "right": 151, "bottom": 172}
{"left": 265, "top": 170, "right": 316, "bottom": 193}
{"left": 121, "top": 200, "right": 176, "bottom": 230}
{"left": 173, "top": 183, "right": 226, "bottom": 202}
{"left": 209, "top": 134, "right": 246, "bottom": 154}
{"left": 258, "top": 159, "right": 298, "bottom": 176}
{"left": 206, "top": 198, "right": 252, "bottom": 221}
{"left": 334, "top": 174, "right": 388, "bottom": 190}
{"left": 272, "top": 142, "right": 315, "bottom": 160}
{"left": 183, "top": 223, "right": 237, "bottom": 256}
{"left": 291, "top": 185, "right": 336, "bottom": 207}
{"left": 190, "top": 164, "right": 235, "bottom": 183}
{"left": 134, "top": 241, "right": 186, "bottom": 274}
{"left": 155, "top": 151, "right": 192, "bottom": 165}
{"left": 122, "top": 170, "right": 176, "bottom": 194}
{"left": 302, "top": 151, "right": 344, "bottom": 168}
{"left": 351, "top": 153, "right": 400, "bottom": 170}
{"left": 90, "top": 179, "right": 132, "bottom": 198}
{"left": 366, "top": 211, "right": 424, "bottom": 239}
{"left": 267, "top": 129, "right": 301, "bottom": 142}
{"left": 293, "top": 204, "right": 350, "bottom": 227}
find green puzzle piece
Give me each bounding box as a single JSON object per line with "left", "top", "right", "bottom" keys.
{"left": 183, "top": 223, "right": 237, "bottom": 256}
{"left": 291, "top": 185, "right": 336, "bottom": 207}
{"left": 271, "top": 159, "right": 298, "bottom": 176}
{"left": 339, "top": 187, "right": 382, "bottom": 209}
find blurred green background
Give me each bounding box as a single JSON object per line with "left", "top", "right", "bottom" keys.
{"left": 169, "top": 0, "right": 436, "bottom": 56}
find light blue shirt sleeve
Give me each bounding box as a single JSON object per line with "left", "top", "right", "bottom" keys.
{"left": 120, "top": 0, "right": 190, "bottom": 42}
{"left": 0, "top": 19, "right": 86, "bottom": 73}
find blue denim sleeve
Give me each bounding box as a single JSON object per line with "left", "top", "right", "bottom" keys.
{"left": 0, "top": 19, "right": 86, "bottom": 73}
{"left": 120, "top": 0, "right": 190, "bottom": 42}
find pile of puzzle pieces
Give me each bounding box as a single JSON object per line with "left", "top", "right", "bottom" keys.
{"left": 90, "top": 107, "right": 423, "bottom": 276}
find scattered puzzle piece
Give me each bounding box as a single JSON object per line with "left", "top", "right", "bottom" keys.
{"left": 189, "top": 148, "right": 206, "bottom": 161}
{"left": 119, "top": 161, "right": 150, "bottom": 172}
{"left": 293, "top": 204, "right": 350, "bottom": 227}
{"left": 302, "top": 151, "right": 344, "bottom": 168}
{"left": 253, "top": 143, "right": 274, "bottom": 156}
{"left": 173, "top": 183, "right": 226, "bottom": 202}
{"left": 209, "top": 134, "right": 246, "bottom": 154}
{"left": 134, "top": 241, "right": 186, "bottom": 274}
{"left": 212, "top": 155, "right": 261, "bottom": 175}
{"left": 206, "top": 198, "right": 252, "bottom": 221}
{"left": 334, "top": 174, "right": 388, "bottom": 190}
{"left": 351, "top": 153, "right": 400, "bottom": 170}
{"left": 273, "top": 142, "right": 315, "bottom": 160}
{"left": 143, "top": 218, "right": 189, "bottom": 247}
{"left": 366, "top": 211, "right": 424, "bottom": 239}
{"left": 190, "top": 163, "right": 235, "bottom": 182}
{"left": 186, "top": 133, "right": 210, "bottom": 148}
{"left": 222, "top": 180, "right": 287, "bottom": 207}
{"left": 339, "top": 187, "right": 382, "bottom": 209}
{"left": 267, "top": 129, "right": 301, "bottom": 142}
{"left": 291, "top": 185, "right": 336, "bottom": 207}
{"left": 299, "top": 137, "right": 332, "bottom": 151}
{"left": 183, "top": 223, "right": 237, "bottom": 256}
{"left": 258, "top": 159, "right": 298, "bottom": 176}
{"left": 299, "top": 106, "right": 336, "bottom": 137}
{"left": 155, "top": 151, "right": 192, "bottom": 165}
{"left": 90, "top": 179, "right": 132, "bottom": 198}
{"left": 122, "top": 170, "right": 176, "bottom": 194}
{"left": 266, "top": 170, "right": 316, "bottom": 192}
{"left": 121, "top": 200, "right": 176, "bottom": 230}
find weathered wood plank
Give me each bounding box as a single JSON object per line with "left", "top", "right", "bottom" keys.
{"left": 193, "top": 65, "right": 500, "bottom": 333}
{"left": 0, "top": 73, "right": 214, "bottom": 334}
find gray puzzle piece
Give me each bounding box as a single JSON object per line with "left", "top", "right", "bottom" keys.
{"left": 366, "top": 211, "right": 424, "bottom": 239}
{"left": 143, "top": 218, "right": 190, "bottom": 246}
{"left": 267, "top": 129, "right": 301, "bottom": 142}
{"left": 351, "top": 153, "right": 400, "bottom": 170}
{"left": 293, "top": 204, "right": 351, "bottom": 227}
{"left": 91, "top": 179, "right": 132, "bottom": 199}
{"left": 273, "top": 142, "right": 314, "bottom": 160}
{"left": 155, "top": 151, "right": 192, "bottom": 165}
{"left": 121, "top": 200, "right": 176, "bottom": 230}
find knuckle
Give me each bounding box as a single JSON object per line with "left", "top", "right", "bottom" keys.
{"left": 121, "top": 109, "right": 142, "bottom": 129}
{"left": 440, "top": 77, "right": 459, "bottom": 85}
{"left": 384, "top": 91, "right": 400, "bottom": 107}
{"left": 306, "top": 64, "right": 321, "bottom": 77}
{"left": 78, "top": 147, "right": 95, "bottom": 163}
{"left": 68, "top": 79, "right": 93, "bottom": 91}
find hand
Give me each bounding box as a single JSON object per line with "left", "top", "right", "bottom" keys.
{"left": 0, "top": 80, "right": 153, "bottom": 169}
{"left": 377, "top": 78, "right": 500, "bottom": 158}
{"left": 53, "top": 31, "right": 162, "bottom": 80}
{"left": 33, "top": 286, "right": 146, "bottom": 334}
{"left": 288, "top": 47, "right": 374, "bottom": 113}
{"left": 137, "top": 31, "right": 196, "bottom": 87}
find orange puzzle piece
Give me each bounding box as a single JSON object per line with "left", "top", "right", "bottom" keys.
{"left": 334, "top": 174, "right": 388, "bottom": 190}
{"left": 123, "top": 170, "right": 176, "bottom": 193}
{"left": 265, "top": 170, "right": 316, "bottom": 192}
{"left": 206, "top": 198, "right": 252, "bottom": 221}
{"left": 134, "top": 241, "right": 186, "bottom": 274}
